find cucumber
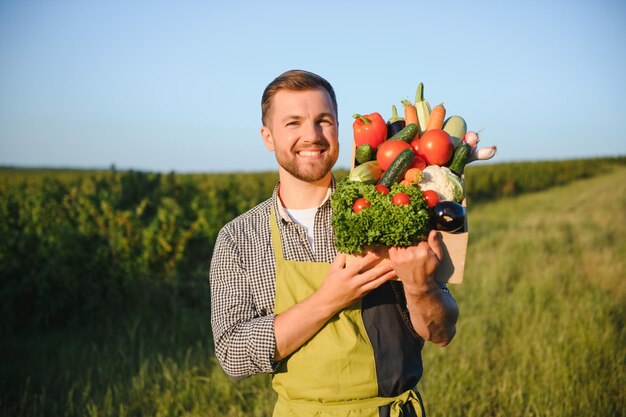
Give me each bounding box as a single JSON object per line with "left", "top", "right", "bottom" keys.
{"left": 448, "top": 142, "right": 472, "bottom": 176}
{"left": 355, "top": 144, "right": 374, "bottom": 165}
{"left": 442, "top": 115, "right": 467, "bottom": 148}
{"left": 377, "top": 149, "right": 415, "bottom": 188}
{"left": 387, "top": 123, "right": 418, "bottom": 143}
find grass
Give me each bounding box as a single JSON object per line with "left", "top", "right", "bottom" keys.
{"left": 2, "top": 167, "right": 625, "bottom": 416}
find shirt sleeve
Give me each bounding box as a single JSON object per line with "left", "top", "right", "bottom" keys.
{"left": 209, "top": 225, "right": 279, "bottom": 380}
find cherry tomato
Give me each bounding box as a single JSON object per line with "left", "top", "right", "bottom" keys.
{"left": 408, "top": 154, "right": 427, "bottom": 171}
{"left": 374, "top": 184, "right": 390, "bottom": 195}
{"left": 392, "top": 192, "right": 411, "bottom": 206}
{"left": 376, "top": 140, "right": 412, "bottom": 171}
{"left": 422, "top": 189, "right": 440, "bottom": 208}
{"left": 352, "top": 197, "right": 371, "bottom": 213}
{"left": 415, "top": 129, "right": 454, "bottom": 166}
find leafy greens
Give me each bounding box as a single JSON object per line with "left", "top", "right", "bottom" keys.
{"left": 331, "top": 179, "right": 433, "bottom": 254}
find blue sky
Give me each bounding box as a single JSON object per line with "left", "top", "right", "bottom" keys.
{"left": 1, "top": 0, "right": 625, "bottom": 172}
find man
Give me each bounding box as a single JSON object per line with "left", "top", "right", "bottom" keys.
{"left": 210, "top": 69, "right": 459, "bottom": 417}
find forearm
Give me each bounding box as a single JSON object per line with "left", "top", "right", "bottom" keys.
{"left": 403, "top": 281, "right": 459, "bottom": 346}
{"left": 274, "top": 291, "right": 338, "bottom": 361}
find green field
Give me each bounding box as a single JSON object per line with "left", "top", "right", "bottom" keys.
{"left": 1, "top": 163, "right": 625, "bottom": 416}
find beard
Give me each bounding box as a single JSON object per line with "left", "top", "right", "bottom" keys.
{"left": 275, "top": 139, "right": 339, "bottom": 182}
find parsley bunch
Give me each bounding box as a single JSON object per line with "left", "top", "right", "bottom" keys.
{"left": 331, "top": 179, "right": 433, "bottom": 254}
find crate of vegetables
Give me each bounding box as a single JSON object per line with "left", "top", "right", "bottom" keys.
{"left": 331, "top": 83, "right": 496, "bottom": 284}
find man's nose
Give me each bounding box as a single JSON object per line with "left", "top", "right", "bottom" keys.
{"left": 302, "top": 121, "right": 322, "bottom": 141}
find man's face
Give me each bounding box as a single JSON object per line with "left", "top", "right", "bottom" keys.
{"left": 261, "top": 88, "right": 339, "bottom": 183}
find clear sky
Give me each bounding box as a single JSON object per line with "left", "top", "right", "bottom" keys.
{"left": 1, "top": 0, "right": 625, "bottom": 173}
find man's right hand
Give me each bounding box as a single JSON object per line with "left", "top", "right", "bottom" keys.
{"left": 316, "top": 251, "right": 396, "bottom": 316}
{"left": 273, "top": 251, "right": 395, "bottom": 361}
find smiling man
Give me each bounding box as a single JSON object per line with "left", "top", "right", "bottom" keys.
{"left": 210, "top": 70, "right": 458, "bottom": 417}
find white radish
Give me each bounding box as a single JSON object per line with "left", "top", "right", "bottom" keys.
{"left": 468, "top": 146, "right": 497, "bottom": 163}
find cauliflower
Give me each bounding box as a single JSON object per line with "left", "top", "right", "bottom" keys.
{"left": 418, "top": 165, "right": 465, "bottom": 202}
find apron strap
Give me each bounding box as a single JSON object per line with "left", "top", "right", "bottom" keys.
{"left": 275, "top": 388, "right": 423, "bottom": 417}
{"left": 270, "top": 206, "right": 285, "bottom": 261}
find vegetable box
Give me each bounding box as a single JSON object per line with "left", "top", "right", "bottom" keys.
{"left": 334, "top": 82, "right": 496, "bottom": 285}
{"left": 347, "top": 146, "right": 469, "bottom": 285}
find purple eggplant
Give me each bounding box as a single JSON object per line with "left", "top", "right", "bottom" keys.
{"left": 433, "top": 201, "right": 466, "bottom": 232}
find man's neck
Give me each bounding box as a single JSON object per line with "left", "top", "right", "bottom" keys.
{"left": 277, "top": 171, "right": 332, "bottom": 209}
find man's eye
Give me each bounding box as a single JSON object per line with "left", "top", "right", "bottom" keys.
{"left": 286, "top": 121, "right": 300, "bottom": 127}
{"left": 319, "top": 119, "right": 333, "bottom": 126}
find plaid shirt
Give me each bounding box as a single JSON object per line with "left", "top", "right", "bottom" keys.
{"left": 209, "top": 181, "right": 337, "bottom": 380}
{"left": 209, "top": 178, "right": 449, "bottom": 380}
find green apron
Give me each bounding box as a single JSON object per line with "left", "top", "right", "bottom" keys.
{"left": 270, "top": 207, "right": 423, "bottom": 417}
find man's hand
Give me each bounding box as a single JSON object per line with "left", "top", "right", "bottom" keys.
{"left": 388, "top": 229, "right": 443, "bottom": 293}
{"left": 388, "top": 230, "right": 459, "bottom": 346}
{"left": 274, "top": 250, "right": 395, "bottom": 361}
{"left": 317, "top": 250, "right": 397, "bottom": 315}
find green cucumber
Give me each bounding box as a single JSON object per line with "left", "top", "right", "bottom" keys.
{"left": 448, "top": 142, "right": 472, "bottom": 176}
{"left": 377, "top": 148, "right": 415, "bottom": 188}
{"left": 355, "top": 144, "right": 374, "bottom": 165}
{"left": 387, "top": 123, "right": 418, "bottom": 143}
{"left": 443, "top": 115, "right": 467, "bottom": 148}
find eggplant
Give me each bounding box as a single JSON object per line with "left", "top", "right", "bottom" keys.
{"left": 432, "top": 201, "right": 466, "bottom": 232}
{"left": 386, "top": 104, "right": 406, "bottom": 139}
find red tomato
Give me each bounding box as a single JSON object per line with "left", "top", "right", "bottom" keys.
{"left": 422, "top": 189, "right": 440, "bottom": 208}
{"left": 374, "top": 184, "right": 390, "bottom": 195}
{"left": 376, "top": 140, "right": 412, "bottom": 171}
{"left": 352, "top": 197, "right": 371, "bottom": 213}
{"left": 392, "top": 192, "right": 411, "bottom": 206}
{"left": 408, "top": 154, "right": 427, "bottom": 171}
{"left": 415, "top": 129, "right": 454, "bottom": 166}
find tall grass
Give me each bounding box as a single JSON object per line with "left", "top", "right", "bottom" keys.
{"left": 2, "top": 167, "right": 625, "bottom": 416}
{"left": 419, "top": 167, "right": 626, "bottom": 416}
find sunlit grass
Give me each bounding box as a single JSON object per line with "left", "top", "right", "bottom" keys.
{"left": 2, "top": 168, "right": 625, "bottom": 416}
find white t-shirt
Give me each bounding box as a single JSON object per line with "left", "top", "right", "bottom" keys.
{"left": 285, "top": 207, "right": 318, "bottom": 252}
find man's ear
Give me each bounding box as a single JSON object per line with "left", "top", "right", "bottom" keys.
{"left": 260, "top": 126, "right": 275, "bottom": 151}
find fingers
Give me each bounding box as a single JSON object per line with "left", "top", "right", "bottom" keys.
{"left": 428, "top": 230, "right": 443, "bottom": 262}
{"left": 330, "top": 253, "right": 347, "bottom": 272}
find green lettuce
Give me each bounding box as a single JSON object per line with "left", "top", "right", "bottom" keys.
{"left": 331, "top": 179, "right": 433, "bottom": 254}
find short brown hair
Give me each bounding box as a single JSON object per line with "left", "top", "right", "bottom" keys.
{"left": 261, "top": 69, "right": 337, "bottom": 126}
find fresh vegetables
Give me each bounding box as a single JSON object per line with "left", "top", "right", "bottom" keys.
{"left": 418, "top": 165, "right": 464, "bottom": 203}
{"left": 376, "top": 140, "right": 413, "bottom": 171}
{"left": 386, "top": 105, "right": 405, "bottom": 138}
{"left": 348, "top": 160, "right": 384, "bottom": 183}
{"left": 443, "top": 115, "right": 467, "bottom": 148}
{"left": 422, "top": 189, "right": 440, "bottom": 208}
{"left": 332, "top": 82, "right": 497, "bottom": 255}
{"left": 401, "top": 99, "right": 420, "bottom": 141}
{"left": 355, "top": 144, "right": 374, "bottom": 164}
{"left": 432, "top": 201, "right": 466, "bottom": 232}
{"left": 414, "top": 83, "right": 431, "bottom": 136}
{"left": 352, "top": 197, "right": 371, "bottom": 214}
{"left": 331, "top": 180, "right": 431, "bottom": 254}
{"left": 388, "top": 123, "right": 418, "bottom": 143}
{"left": 414, "top": 129, "right": 454, "bottom": 166}
{"left": 425, "top": 103, "right": 446, "bottom": 131}
{"left": 377, "top": 148, "right": 415, "bottom": 188}
{"left": 353, "top": 113, "right": 387, "bottom": 149}
{"left": 448, "top": 142, "right": 472, "bottom": 176}
{"left": 392, "top": 192, "right": 411, "bottom": 206}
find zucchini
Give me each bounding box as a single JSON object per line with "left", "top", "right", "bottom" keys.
{"left": 448, "top": 142, "right": 472, "bottom": 176}
{"left": 442, "top": 115, "right": 467, "bottom": 148}
{"left": 377, "top": 149, "right": 415, "bottom": 188}
{"left": 387, "top": 123, "right": 418, "bottom": 143}
{"left": 355, "top": 144, "right": 374, "bottom": 165}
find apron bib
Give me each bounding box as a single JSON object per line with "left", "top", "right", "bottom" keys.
{"left": 269, "top": 207, "right": 423, "bottom": 417}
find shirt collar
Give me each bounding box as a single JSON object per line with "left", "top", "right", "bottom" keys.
{"left": 272, "top": 175, "right": 336, "bottom": 223}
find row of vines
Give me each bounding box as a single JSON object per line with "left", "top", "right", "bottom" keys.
{"left": 1, "top": 157, "right": 624, "bottom": 336}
